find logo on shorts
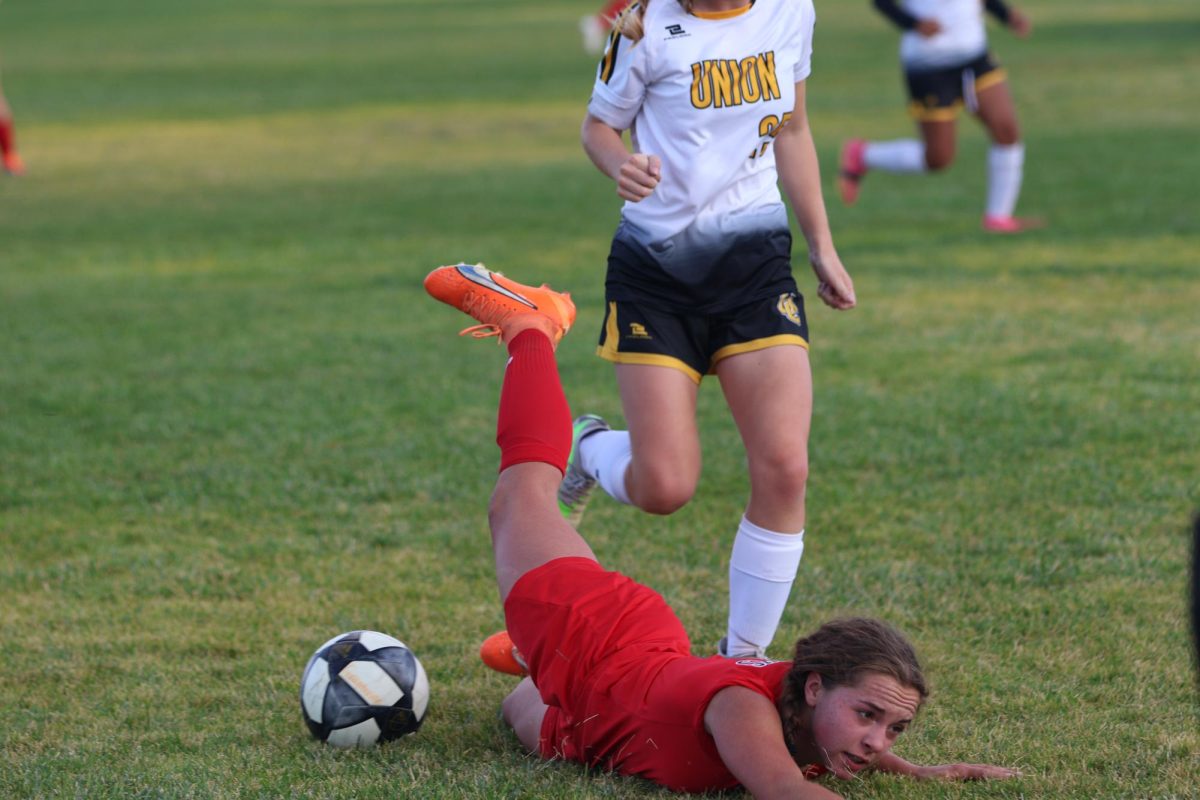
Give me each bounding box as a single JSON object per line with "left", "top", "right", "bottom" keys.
{"left": 628, "top": 322, "right": 652, "bottom": 340}
{"left": 776, "top": 293, "right": 801, "bottom": 326}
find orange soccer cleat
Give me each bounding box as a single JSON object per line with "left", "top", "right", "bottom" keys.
{"left": 424, "top": 262, "right": 576, "bottom": 346}
{"left": 479, "top": 630, "right": 528, "bottom": 676}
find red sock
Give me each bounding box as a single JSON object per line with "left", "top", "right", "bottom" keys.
{"left": 0, "top": 119, "right": 14, "bottom": 157}
{"left": 496, "top": 329, "right": 572, "bottom": 474}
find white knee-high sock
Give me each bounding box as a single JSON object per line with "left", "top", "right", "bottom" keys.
{"left": 986, "top": 142, "right": 1025, "bottom": 218}
{"left": 578, "top": 429, "right": 633, "bottom": 505}
{"left": 726, "top": 517, "right": 805, "bottom": 658}
{"left": 863, "top": 139, "right": 928, "bottom": 173}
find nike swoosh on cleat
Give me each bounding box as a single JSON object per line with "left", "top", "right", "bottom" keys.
{"left": 457, "top": 264, "right": 537, "bottom": 309}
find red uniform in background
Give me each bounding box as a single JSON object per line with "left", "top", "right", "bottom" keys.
{"left": 580, "top": 1, "right": 633, "bottom": 54}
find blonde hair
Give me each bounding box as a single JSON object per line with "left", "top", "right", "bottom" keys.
{"left": 617, "top": 1, "right": 696, "bottom": 42}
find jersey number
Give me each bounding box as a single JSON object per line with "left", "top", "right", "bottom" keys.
{"left": 751, "top": 112, "right": 793, "bottom": 159}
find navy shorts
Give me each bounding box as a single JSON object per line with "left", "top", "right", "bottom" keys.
{"left": 595, "top": 292, "right": 809, "bottom": 384}
{"left": 905, "top": 51, "right": 1006, "bottom": 121}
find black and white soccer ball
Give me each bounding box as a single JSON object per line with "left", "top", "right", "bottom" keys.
{"left": 300, "top": 630, "right": 430, "bottom": 748}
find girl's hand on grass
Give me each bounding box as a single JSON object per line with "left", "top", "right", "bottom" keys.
{"left": 914, "top": 762, "right": 1022, "bottom": 781}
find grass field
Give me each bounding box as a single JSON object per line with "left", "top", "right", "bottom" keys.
{"left": 2, "top": 1, "right": 1197, "bottom": 797}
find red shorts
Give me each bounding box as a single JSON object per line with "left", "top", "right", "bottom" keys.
{"left": 503, "top": 557, "right": 690, "bottom": 731}
{"left": 504, "top": 557, "right": 796, "bottom": 792}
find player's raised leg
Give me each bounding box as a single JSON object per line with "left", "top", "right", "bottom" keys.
{"left": 616, "top": 364, "right": 702, "bottom": 514}
{"left": 424, "top": 263, "right": 593, "bottom": 602}
{"left": 560, "top": 363, "right": 701, "bottom": 523}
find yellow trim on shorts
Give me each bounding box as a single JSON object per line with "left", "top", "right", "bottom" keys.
{"left": 596, "top": 301, "right": 703, "bottom": 384}
{"left": 975, "top": 68, "right": 1008, "bottom": 93}
{"left": 710, "top": 334, "right": 809, "bottom": 369}
{"left": 908, "top": 100, "right": 963, "bottom": 122}
{"left": 596, "top": 347, "right": 704, "bottom": 384}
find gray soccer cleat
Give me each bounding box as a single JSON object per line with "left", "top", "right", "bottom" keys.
{"left": 557, "top": 414, "right": 611, "bottom": 527}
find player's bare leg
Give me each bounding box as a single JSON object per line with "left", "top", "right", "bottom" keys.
{"left": 501, "top": 676, "right": 549, "bottom": 752}
{"left": 918, "top": 118, "right": 958, "bottom": 171}
{"left": 425, "top": 263, "right": 593, "bottom": 603}
{"left": 615, "top": 363, "right": 702, "bottom": 515}
{"left": 975, "top": 79, "right": 1020, "bottom": 146}
{"left": 490, "top": 462, "right": 596, "bottom": 603}
{"left": 719, "top": 345, "right": 812, "bottom": 532}
{"left": 716, "top": 344, "right": 813, "bottom": 656}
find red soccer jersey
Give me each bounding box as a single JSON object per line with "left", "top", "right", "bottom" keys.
{"left": 542, "top": 654, "right": 794, "bottom": 791}
{"left": 507, "top": 558, "right": 812, "bottom": 793}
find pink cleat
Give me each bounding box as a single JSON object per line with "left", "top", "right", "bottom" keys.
{"left": 2, "top": 152, "right": 24, "bottom": 176}
{"left": 982, "top": 214, "right": 1044, "bottom": 234}
{"left": 837, "top": 139, "right": 867, "bottom": 206}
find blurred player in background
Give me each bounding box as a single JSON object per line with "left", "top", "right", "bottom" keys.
{"left": 838, "top": 0, "right": 1035, "bottom": 233}
{"left": 571, "top": 0, "right": 856, "bottom": 660}
{"left": 580, "top": 0, "right": 632, "bottom": 55}
{"left": 0, "top": 67, "right": 23, "bottom": 175}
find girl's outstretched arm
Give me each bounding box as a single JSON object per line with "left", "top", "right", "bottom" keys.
{"left": 705, "top": 687, "right": 843, "bottom": 800}
{"left": 873, "top": 750, "right": 1022, "bottom": 780}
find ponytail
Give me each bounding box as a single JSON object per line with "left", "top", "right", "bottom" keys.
{"left": 615, "top": 1, "right": 648, "bottom": 41}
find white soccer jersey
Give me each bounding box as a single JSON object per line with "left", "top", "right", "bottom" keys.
{"left": 897, "top": 0, "right": 990, "bottom": 69}
{"left": 588, "top": 0, "right": 815, "bottom": 245}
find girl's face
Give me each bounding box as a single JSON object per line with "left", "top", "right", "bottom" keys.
{"left": 804, "top": 671, "right": 922, "bottom": 779}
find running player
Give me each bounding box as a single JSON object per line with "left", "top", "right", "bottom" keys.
{"left": 0, "top": 69, "right": 23, "bottom": 176}
{"left": 569, "top": 0, "right": 855, "bottom": 661}
{"left": 838, "top": 0, "right": 1036, "bottom": 233}
{"left": 424, "top": 262, "right": 1020, "bottom": 796}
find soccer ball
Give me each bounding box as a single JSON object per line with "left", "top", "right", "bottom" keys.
{"left": 300, "top": 630, "right": 430, "bottom": 748}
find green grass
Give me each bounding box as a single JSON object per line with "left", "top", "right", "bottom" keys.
{"left": 1, "top": 0, "right": 1197, "bottom": 797}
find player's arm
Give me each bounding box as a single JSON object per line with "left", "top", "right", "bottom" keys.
{"left": 705, "top": 687, "right": 842, "bottom": 800}
{"left": 986, "top": 0, "right": 1032, "bottom": 37}
{"left": 873, "top": 750, "right": 1022, "bottom": 780}
{"left": 774, "top": 80, "right": 856, "bottom": 311}
{"left": 581, "top": 113, "right": 660, "bottom": 202}
{"left": 872, "top": 0, "right": 917, "bottom": 30}
{"left": 873, "top": 0, "right": 941, "bottom": 36}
